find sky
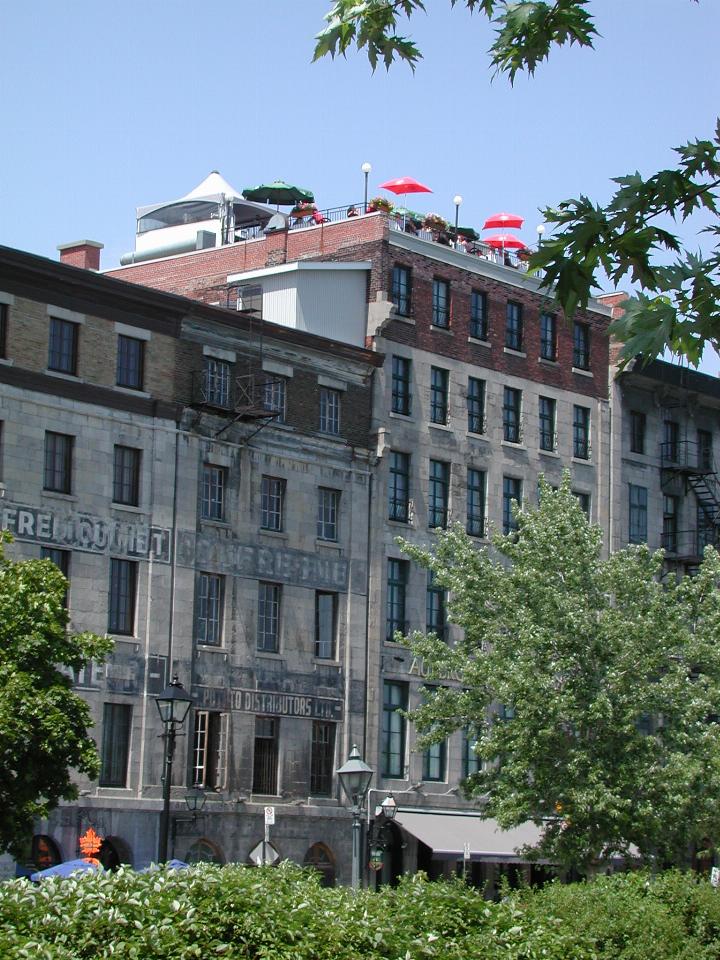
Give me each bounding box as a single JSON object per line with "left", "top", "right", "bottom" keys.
{"left": 1, "top": 0, "right": 719, "bottom": 370}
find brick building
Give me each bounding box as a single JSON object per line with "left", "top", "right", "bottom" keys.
{"left": 99, "top": 176, "right": 614, "bottom": 887}
{"left": 0, "top": 243, "right": 380, "bottom": 881}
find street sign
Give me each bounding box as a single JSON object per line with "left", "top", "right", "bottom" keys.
{"left": 711, "top": 866, "right": 720, "bottom": 888}
{"left": 249, "top": 840, "right": 280, "bottom": 867}
{"left": 463, "top": 842, "right": 471, "bottom": 861}
{"left": 264, "top": 806, "right": 275, "bottom": 826}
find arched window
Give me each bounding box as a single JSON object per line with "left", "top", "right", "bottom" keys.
{"left": 31, "top": 835, "right": 62, "bottom": 871}
{"left": 186, "top": 838, "right": 224, "bottom": 864}
{"left": 303, "top": 842, "right": 336, "bottom": 887}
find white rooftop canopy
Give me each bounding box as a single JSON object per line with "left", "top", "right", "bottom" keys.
{"left": 396, "top": 809, "right": 544, "bottom": 862}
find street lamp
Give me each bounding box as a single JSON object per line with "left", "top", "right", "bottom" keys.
{"left": 361, "top": 162, "right": 372, "bottom": 212}
{"left": 154, "top": 675, "right": 193, "bottom": 863}
{"left": 336, "top": 744, "right": 373, "bottom": 889}
{"left": 536, "top": 223, "right": 545, "bottom": 247}
{"left": 453, "top": 195, "right": 463, "bottom": 247}
{"left": 368, "top": 793, "right": 398, "bottom": 875}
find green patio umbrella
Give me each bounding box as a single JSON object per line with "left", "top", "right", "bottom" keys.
{"left": 242, "top": 180, "right": 314, "bottom": 207}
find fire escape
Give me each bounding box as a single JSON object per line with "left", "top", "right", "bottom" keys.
{"left": 660, "top": 438, "right": 720, "bottom": 566}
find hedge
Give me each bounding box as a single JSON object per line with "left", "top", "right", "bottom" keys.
{"left": 2, "top": 863, "right": 720, "bottom": 959}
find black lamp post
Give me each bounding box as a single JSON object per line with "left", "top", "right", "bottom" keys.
{"left": 368, "top": 793, "right": 398, "bottom": 874}
{"left": 361, "top": 162, "right": 372, "bottom": 212}
{"left": 336, "top": 744, "right": 373, "bottom": 889}
{"left": 154, "top": 675, "right": 193, "bottom": 863}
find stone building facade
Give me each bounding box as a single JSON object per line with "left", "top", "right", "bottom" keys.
{"left": 0, "top": 244, "right": 380, "bottom": 881}
{"left": 101, "top": 194, "right": 614, "bottom": 886}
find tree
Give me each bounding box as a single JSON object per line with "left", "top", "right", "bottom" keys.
{"left": 398, "top": 478, "right": 720, "bottom": 873}
{"left": 0, "top": 534, "right": 112, "bottom": 858}
{"left": 314, "top": 1, "right": 719, "bottom": 368}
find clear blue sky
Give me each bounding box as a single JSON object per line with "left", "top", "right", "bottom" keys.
{"left": 2, "top": 1, "right": 719, "bottom": 369}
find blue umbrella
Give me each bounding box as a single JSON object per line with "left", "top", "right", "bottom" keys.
{"left": 31, "top": 858, "right": 102, "bottom": 881}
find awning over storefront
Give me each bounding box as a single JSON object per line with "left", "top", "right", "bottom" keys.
{"left": 396, "top": 809, "right": 544, "bottom": 862}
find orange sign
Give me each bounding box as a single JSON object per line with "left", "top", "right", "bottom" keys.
{"left": 78, "top": 826, "right": 103, "bottom": 860}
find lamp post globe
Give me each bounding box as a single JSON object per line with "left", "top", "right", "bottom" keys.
{"left": 536, "top": 223, "right": 546, "bottom": 247}
{"left": 453, "top": 195, "right": 463, "bottom": 245}
{"left": 336, "top": 744, "right": 373, "bottom": 889}
{"left": 361, "top": 162, "right": 372, "bottom": 211}
{"left": 154, "top": 675, "right": 193, "bottom": 863}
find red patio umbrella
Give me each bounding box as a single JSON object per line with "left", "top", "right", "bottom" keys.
{"left": 485, "top": 234, "right": 527, "bottom": 250}
{"left": 379, "top": 177, "right": 432, "bottom": 196}
{"left": 483, "top": 212, "right": 524, "bottom": 230}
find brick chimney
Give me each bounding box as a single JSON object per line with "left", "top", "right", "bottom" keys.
{"left": 597, "top": 292, "right": 629, "bottom": 367}
{"left": 57, "top": 240, "right": 104, "bottom": 271}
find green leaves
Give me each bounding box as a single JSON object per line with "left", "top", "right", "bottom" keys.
{"left": 402, "top": 473, "right": 720, "bottom": 873}
{"left": 0, "top": 536, "right": 111, "bottom": 858}
{"left": 313, "top": 1, "right": 425, "bottom": 71}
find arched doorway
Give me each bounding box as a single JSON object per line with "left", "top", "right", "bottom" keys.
{"left": 98, "top": 836, "right": 132, "bottom": 871}
{"left": 186, "top": 838, "right": 224, "bottom": 864}
{"left": 303, "top": 842, "right": 336, "bottom": 887}
{"left": 31, "top": 835, "right": 62, "bottom": 871}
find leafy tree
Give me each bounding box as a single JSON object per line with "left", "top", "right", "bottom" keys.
{"left": 314, "top": 1, "right": 719, "bottom": 368}
{"left": 0, "top": 534, "right": 112, "bottom": 857}
{"left": 399, "top": 478, "right": 720, "bottom": 873}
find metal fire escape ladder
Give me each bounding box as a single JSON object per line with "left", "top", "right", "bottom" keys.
{"left": 661, "top": 440, "right": 720, "bottom": 559}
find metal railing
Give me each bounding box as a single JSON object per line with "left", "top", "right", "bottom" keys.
{"left": 662, "top": 528, "right": 720, "bottom": 558}
{"left": 660, "top": 440, "right": 714, "bottom": 473}
{"left": 191, "top": 371, "right": 283, "bottom": 418}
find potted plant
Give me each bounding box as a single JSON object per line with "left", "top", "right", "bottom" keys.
{"left": 422, "top": 212, "right": 449, "bottom": 233}
{"left": 367, "top": 196, "right": 393, "bottom": 213}
{"left": 290, "top": 201, "right": 316, "bottom": 219}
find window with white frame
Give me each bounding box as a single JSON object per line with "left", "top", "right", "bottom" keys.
{"left": 192, "top": 711, "right": 228, "bottom": 790}
{"left": 261, "top": 475, "right": 285, "bottom": 530}
{"left": 201, "top": 464, "right": 226, "bottom": 521}
{"left": 196, "top": 573, "right": 224, "bottom": 646}
{"left": 317, "top": 487, "right": 340, "bottom": 541}
{"left": 319, "top": 388, "right": 341, "bottom": 435}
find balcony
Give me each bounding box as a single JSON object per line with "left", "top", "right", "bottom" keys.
{"left": 660, "top": 439, "right": 714, "bottom": 473}
{"left": 661, "top": 528, "right": 719, "bottom": 563}
{"left": 191, "top": 371, "right": 283, "bottom": 421}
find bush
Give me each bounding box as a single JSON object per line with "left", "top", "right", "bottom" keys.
{"left": 2, "top": 864, "right": 720, "bottom": 959}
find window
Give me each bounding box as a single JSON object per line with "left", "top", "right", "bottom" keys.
{"left": 253, "top": 717, "right": 279, "bottom": 794}
{"left": 388, "top": 451, "right": 410, "bottom": 522}
{"left": 428, "top": 459, "right": 449, "bottom": 528}
{"left": 257, "top": 582, "right": 281, "bottom": 652}
{"left": 503, "top": 387, "right": 522, "bottom": 443}
{"left": 432, "top": 278, "right": 450, "bottom": 328}
{"left": 629, "top": 484, "right": 648, "bottom": 544}
{"left": 386, "top": 558, "right": 408, "bottom": 641}
{"left": 310, "top": 721, "right": 335, "bottom": 796}
{"left": 391, "top": 355, "right": 412, "bottom": 416}
{"left": 426, "top": 570, "right": 447, "bottom": 641}
{"left": 466, "top": 468, "right": 486, "bottom": 538}
{"left": 470, "top": 290, "right": 488, "bottom": 340}
{"left": 43, "top": 431, "right": 73, "bottom": 494}
{"left": 467, "top": 377, "right": 485, "bottom": 434}
{"left": 503, "top": 476, "right": 522, "bottom": 534}
{"left": 0, "top": 303, "right": 7, "bottom": 358}
{"left": 663, "top": 495, "right": 678, "bottom": 553}
{"left": 423, "top": 737, "right": 446, "bottom": 782}
{"left": 41, "top": 547, "right": 70, "bottom": 606}
{"left": 505, "top": 301, "right": 523, "bottom": 351}
{"left": 540, "top": 312, "right": 557, "bottom": 361}
{"left": 630, "top": 410, "right": 646, "bottom": 454}
{"left": 261, "top": 476, "right": 285, "bottom": 531}
{"left": 201, "top": 464, "right": 226, "bottom": 521}
{"left": 48, "top": 317, "right": 78, "bottom": 374}
{"left": 317, "top": 488, "right": 340, "bottom": 541}
{"left": 116, "top": 334, "right": 144, "bottom": 390}
{"left": 113, "top": 445, "right": 141, "bottom": 506}
{"left": 263, "top": 377, "right": 286, "bottom": 422}
{"left": 663, "top": 420, "right": 679, "bottom": 463}
{"left": 391, "top": 264, "right": 412, "bottom": 316}
{"left": 381, "top": 681, "right": 408, "bottom": 778}
{"left": 573, "top": 322, "right": 590, "bottom": 370}
{"left": 538, "top": 396, "right": 556, "bottom": 451}
{"left": 192, "top": 711, "right": 228, "bottom": 790}
{"left": 319, "top": 388, "right": 341, "bottom": 435}
{"left": 574, "top": 491, "right": 591, "bottom": 519}
{"left": 430, "top": 367, "right": 449, "bottom": 425}
{"left": 462, "top": 728, "right": 480, "bottom": 780}
{"left": 196, "top": 573, "right": 224, "bottom": 646}
{"left": 698, "top": 503, "right": 716, "bottom": 552}
{"left": 99, "top": 703, "right": 132, "bottom": 787}
{"left": 205, "top": 358, "right": 232, "bottom": 408}
{"left": 573, "top": 405, "right": 590, "bottom": 459}
{"left": 698, "top": 429, "right": 713, "bottom": 471}
{"left": 108, "top": 558, "right": 137, "bottom": 635}
{"left": 315, "top": 592, "right": 337, "bottom": 659}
